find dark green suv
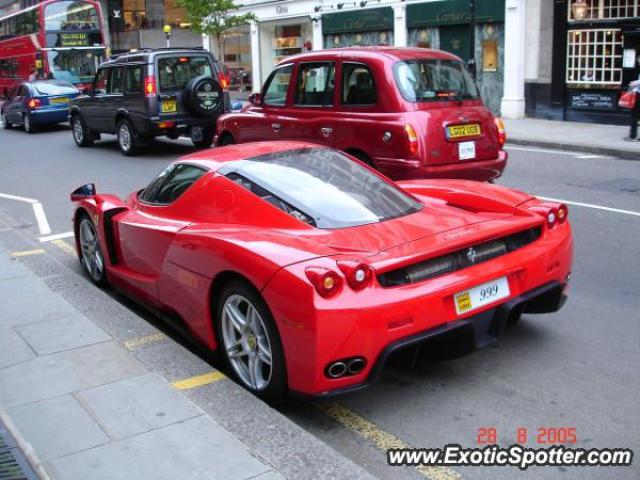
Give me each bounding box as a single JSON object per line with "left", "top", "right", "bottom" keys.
{"left": 69, "top": 48, "right": 229, "bottom": 156}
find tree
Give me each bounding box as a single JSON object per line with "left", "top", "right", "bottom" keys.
{"left": 178, "top": 0, "right": 256, "bottom": 60}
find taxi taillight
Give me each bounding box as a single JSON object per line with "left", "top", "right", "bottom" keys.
{"left": 404, "top": 124, "right": 419, "bottom": 157}
{"left": 494, "top": 117, "right": 506, "bottom": 147}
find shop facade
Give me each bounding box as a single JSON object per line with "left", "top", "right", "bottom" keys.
{"left": 225, "top": 0, "right": 507, "bottom": 114}
{"left": 526, "top": 0, "right": 640, "bottom": 125}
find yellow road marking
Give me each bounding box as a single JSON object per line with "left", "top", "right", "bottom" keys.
{"left": 52, "top": 239, "right": 77, "bottom": 256}
{"left": 171, "top": 371, "right": 226, "bottom": 390}
{"left": 123, "top": 333, "right": 166, "bottom": 350}
{"left": 316, "top": 402, "right": 461, "bottom": 480}
{"left": 11, "top": 249, "right": 45, "bottom": 257}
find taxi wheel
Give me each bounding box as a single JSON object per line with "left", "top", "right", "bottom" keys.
{"left": 1, "top": 112, "right": 11, "bottom": 129}
{"left": 215, "top": 279, "right": 287, "bottom": 404}
{"left": 71, "top": 114, "right": 94, "bottom": 147}
{"left": 117, "top": 119, "right": 140, "bottom": 157}
{"left": 23, "top": 114, "right": 37, "bottom": 134}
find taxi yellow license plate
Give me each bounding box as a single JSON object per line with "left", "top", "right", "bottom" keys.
{"left": 447, "top": 124, "right": 481, "bottom": 139}
{"left": 50, "top": 97, "right": 69, "bottom": 104}
{"left": 161, "top": 98, "right": 177, "bottom": 113}
{"left": 454, "top": 276, "right": 510, "bottom": 315}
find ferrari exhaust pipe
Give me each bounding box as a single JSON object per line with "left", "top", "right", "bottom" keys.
{"left": 326, "top": 361, "right": 347, "bottom": 378}
{"left": 347, "top": 358, "right": 366, "bottom": 375}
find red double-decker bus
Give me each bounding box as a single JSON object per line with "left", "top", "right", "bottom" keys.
{"left": 0, "top": 0, "right": 106, "bottom": 96}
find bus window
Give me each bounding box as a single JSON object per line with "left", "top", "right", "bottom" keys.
{"left": 44, "top": 1, "right": 99, "bottom": 31}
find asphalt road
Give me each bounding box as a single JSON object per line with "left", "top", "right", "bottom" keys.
{"left": 0, "top": 124, "right": 639, "bottom": 480}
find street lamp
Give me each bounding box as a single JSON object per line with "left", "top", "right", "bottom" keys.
{"left": 571, "top": 0, "right": 589, "bottom": 20}
{"left": 163, "top": 24, "right": 172, "bottom": 48}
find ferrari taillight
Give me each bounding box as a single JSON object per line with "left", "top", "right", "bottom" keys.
{"left": 494, "top": 117, "right": 506, "bottom": 147}
{"left": 305, "top": 267, "right": 342, "bottom": 298}
{"left": 145, "top": 76, "right": 157, "bottom": 96}
{"left": 337, "top": 261, "right": 372, "bottom": 291}
{"left": 530, "top": 202, "right": 568, "bottom": 228}
{"left": 404, "top": 124, "right": 419, "bottom": 157}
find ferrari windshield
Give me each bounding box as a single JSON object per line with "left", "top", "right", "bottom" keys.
{"left": 220, "top": 148, "right": 422, "bottom": 229}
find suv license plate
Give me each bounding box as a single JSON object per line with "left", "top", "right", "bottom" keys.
{"left": 454, "top": 276, "right": 510, "bottom": 315}
{"left": 161, "top": 98, "right": 177, "bottom": 113}
{"left": 191, "top": 126, "right": 203, "bottom": 142}
{"left": 458, "top": 141, "right": 476, "bottom": 160}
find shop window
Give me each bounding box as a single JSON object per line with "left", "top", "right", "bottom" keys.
{"left": 568, "top": 0, "right": 639, "bottom": 21}
{"left": 566, "top": 29, "right": 623, "bottom": 86}
{"left": 263, "top": 64, "right": 293, "bottom": 106}
{"left": 123, "top": 0, "right": 146, "bottom": 31}
{"left": 165, "top": 0, "right": 189, "bottom": 28}
{"left": 342, "top": 63, "right": 377, "bottom": 105}
{"left": 482, "top": 40, "right": 498, "bottom": 72}
{"left": 295, "top": 63, "right": 335, "bottom": 107}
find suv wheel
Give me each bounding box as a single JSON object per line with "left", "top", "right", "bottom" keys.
{"left": 71, "top": 114, "right": 94, "bottom": 147}
{"left": 192, "top": 126, "right": 215, "bottom": 148}
{"left": 1, "top": 112, "right": 12, "bottom": 129}
{"left": 117, "top": 119, "right": 140, "bottom": 156}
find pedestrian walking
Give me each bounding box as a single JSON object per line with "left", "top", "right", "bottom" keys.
{"left": 624, "top": 54, "right": 640, "bottom": 142}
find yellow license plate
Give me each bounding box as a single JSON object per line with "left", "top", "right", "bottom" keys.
{"left": 161, "top": 98, "right": 177, "bottom": 113}
{"left": 447, "top": 124, "right": 481, "bottom": 139}
{"left": 50, "top": 97, "right": 69, "bottom": 104}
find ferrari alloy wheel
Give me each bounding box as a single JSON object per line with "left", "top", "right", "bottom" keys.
{"left": 72, "top": 115, "right": 93, "bottom": 147}
{"left": 78, "top": 215, "right": 107, "bottom": 286}
{"left": 217, "top": 280, "right": 287, "bottom": 402}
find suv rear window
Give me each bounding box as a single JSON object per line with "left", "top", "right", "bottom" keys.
{"left": 394, "top": 59, "right": 479, "bottom": 102}
{"left": 219, "top": 148, "right": 422, "bottom": 229}
{"left": 158, "top": 56, "right": 213, "bottom": 92}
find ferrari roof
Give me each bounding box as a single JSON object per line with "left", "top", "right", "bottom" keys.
{"left": 178, "top": 141, "right": 323, "bottom": 171}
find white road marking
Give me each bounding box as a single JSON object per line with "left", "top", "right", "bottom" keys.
{"left": 39, "top": 231, "right": 74, "bottom": 242}
{"left": 506, "top": 146, "right": 576, "bottom": 156}
{"left": 576, "top": 155, "right": 604, "bottom": 159}
{"left": 0, "top": 192, "right": 52, "bottom": 235}
{"left": 31, "top": 202, "right": 51, "bottom": 235}
{"left": 539, "top": 196, "right": 640, "bottom": 218}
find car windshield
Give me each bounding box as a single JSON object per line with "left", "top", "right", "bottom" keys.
{"left": 32, "top": 81, "right": 78, "bottom": 95}
{"left": 394, "top": 59, "right": 479, "bottom": 102}
{"left": 47, "top": 48, "right": 104, "bottom": 84}
{"left": 158, "top": 56, "right": 213, "bottom": 92}
{"left": 219, "top": 148, "right": 422, "bottom": 229}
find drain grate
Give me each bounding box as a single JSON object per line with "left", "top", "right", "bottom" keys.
{"left": 0, "top": 422, "right": 38, "bottom": 480}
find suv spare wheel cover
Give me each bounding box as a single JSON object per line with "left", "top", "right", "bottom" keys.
{"left": 186, "top": 76, "right": 223, "bottom": 116}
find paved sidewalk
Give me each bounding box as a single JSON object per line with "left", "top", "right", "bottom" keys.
{"left": 0, "top": 247, "right": 283, "bottom": 480}
{"left": 504, "top": 117, "right": 640, "bottom": 160}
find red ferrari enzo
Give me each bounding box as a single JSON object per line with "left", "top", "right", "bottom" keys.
{"left": 71, "top": 142, "right": 572, "bottom": 401}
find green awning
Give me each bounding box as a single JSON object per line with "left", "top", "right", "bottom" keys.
{"left": 322, "top": 7, "right": 394, "bottom": 35}
{"left": 407, "top": 0, "right": 505, "bottom": 29}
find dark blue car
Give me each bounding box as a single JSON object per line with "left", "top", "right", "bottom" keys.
{"left": 1, "top": 81, "right": 80, "bottom": 133}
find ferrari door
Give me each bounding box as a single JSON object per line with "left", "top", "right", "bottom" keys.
{"left": 112, "top": 164, "right": 208, "bottom": 298}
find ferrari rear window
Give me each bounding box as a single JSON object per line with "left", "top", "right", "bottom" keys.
{"left": 219, "top": 148, "right": 422, "bottom": 229}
